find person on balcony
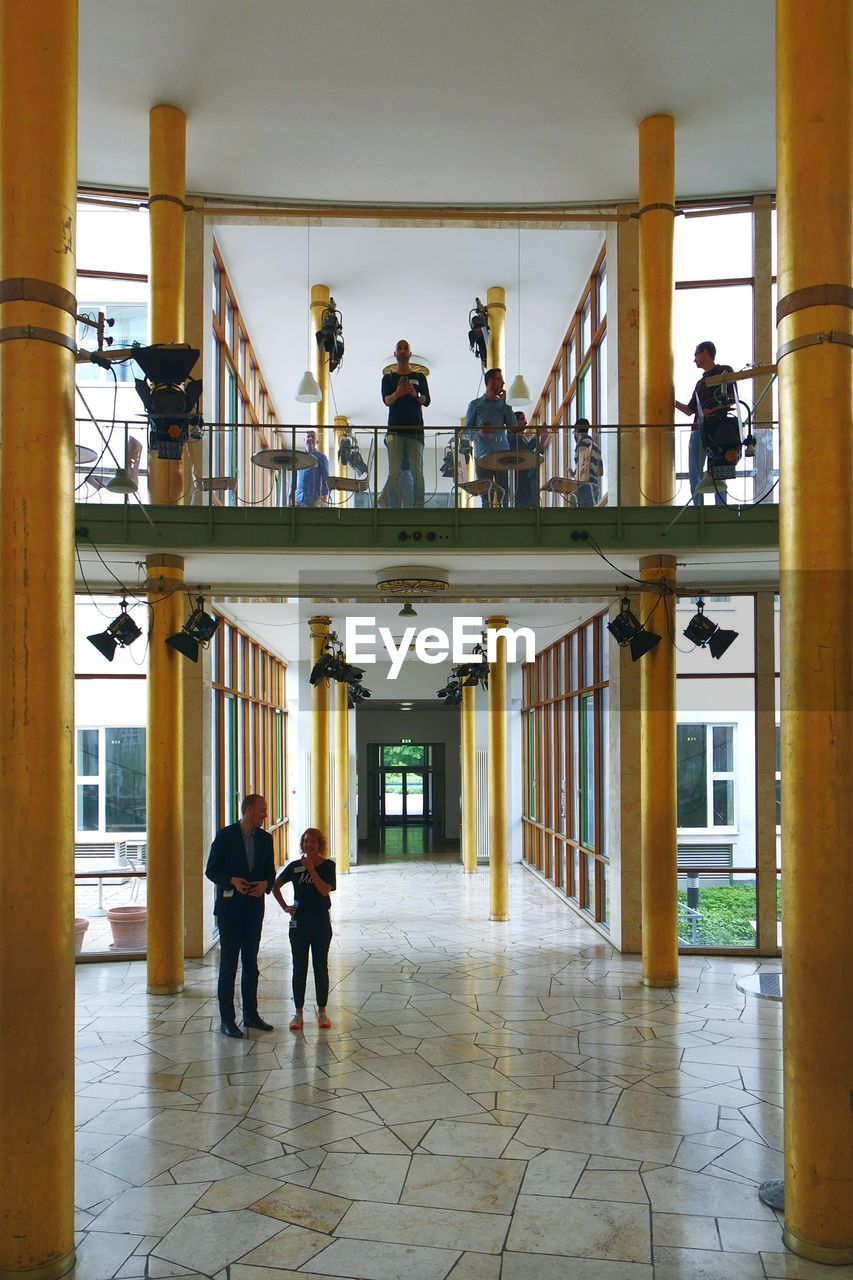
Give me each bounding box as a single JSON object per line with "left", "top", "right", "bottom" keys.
{"left": 465, "top": 368, "right": 517, "bottom": 507}
{"left": 295, "top": 431, "right": 330, "bottom": 507}
{"left": 508, "top": 411, "right": 552, "bottom": 508}
{"left": 573, "top": 419, "right": 603, "bottom": 508}
{"left": 382, "top": 338, "right": 430, "bottom": 508}
{"left": 676, "top": 340, "right": 734, "bottom": 506}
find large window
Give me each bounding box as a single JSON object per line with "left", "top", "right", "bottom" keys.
{"left": 677, "top": 724, "right": 736, "bottom": 829}
{"left": 522, "top": 611, "right": 610, "bottom": 929}
{"left": 531, "top": 247, "right": 608, "bottom": 505}
{"left": 210, "top": 242, "right": 281, "bottom": 507}
{"left": 211, "top": 616, "right": 288, "bottom": 862}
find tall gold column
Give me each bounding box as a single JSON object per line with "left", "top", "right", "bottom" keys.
{"left": 638, "top": 557, "right": 678, "bottom": 987}
{"left": 310, "top": 285, "right": 331, "bottom": 458}
{"left": 637, "top": 115, "right": 679, "bottom": 988}
{"left": 486, "top": 616, "right": 509, "bottom": 919}
{"left": 146, "top": 555, "right": 185, "bottom": 994}
{"left": 0, "top": 4, "right": 77, "bottom": 1274}
{"left": 777, "top": 0, "right": 852, "bottom": 1261}
{"left": 334, "top": 679, "right": 350, "bottom": 873}
{"left": 461, "top": 684, "right": 477, "bottom": 873}
{"left": 638, "top": 114, "right": 675, "bottom": 507}
{"left": 486, "top": 286, "right": 506, "bottom": 372}
{"left": 148, "top": 104, "right": 188, "bottom": 505}
{"left": 309, "top": 617, "right": 331, "bottom": 840}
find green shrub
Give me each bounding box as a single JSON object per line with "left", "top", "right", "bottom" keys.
{"left": 677, "top": 882, "right": 757, "bottom": 946}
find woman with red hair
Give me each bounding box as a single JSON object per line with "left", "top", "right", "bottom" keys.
{"left": 273, "top": 828, "right": 336, "bottom": 1030}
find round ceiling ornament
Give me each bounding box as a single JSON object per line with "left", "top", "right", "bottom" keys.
{"left": 375, "top": 565, "right": 449, "bottom": 595}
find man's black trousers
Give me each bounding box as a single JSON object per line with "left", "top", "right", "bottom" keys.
{"left": 216, "top": 905, "right": 264, "bottom": 1023}
{"left": 289, "top": 913, "right": 332, "bottom": 1008}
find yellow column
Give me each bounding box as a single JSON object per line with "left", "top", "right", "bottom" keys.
{"left": 148, "top": 104, "right": 188, "bottom": 505}
{"left": 461, "top": 684, "right": 477, "bottom": 873}
{"left": 334, "top": 679, "right": 350, "bottom": 873}
{"left": 638, "top": 114, "right": 675, "bottom": 506}
{"left": 486, "top": 616, "right": 509, "bottom": 919}
{"left": 0, "top": 4, "right": 77, "bottom": 1274}
{"left": 309, "top": 617, "right": 331, "bottom": 840}
{"left": 777, "top": 0, "right": 852, "bottom": 1261}
{"left": 310, "top": 285, "right": 331, "bottom": 457}
{"left": 486, "top": 286, "right": 506, "bottom": 373}
{"left": 145, "top": 554, "right": 185, "bottom": 995}
{"left": 639, "top": 556, "right": 678, "bottom": 988}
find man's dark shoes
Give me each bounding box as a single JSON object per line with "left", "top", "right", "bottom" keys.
{"left": 220, "top": 1021, "right": 244, "bottom": 1039}
{"left": 243, "top": 1014, "right": 274, "bottom": 1032}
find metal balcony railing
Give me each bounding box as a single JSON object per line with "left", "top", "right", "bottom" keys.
{"left": 74, "top": 418, "right": 781, "bottom": 513}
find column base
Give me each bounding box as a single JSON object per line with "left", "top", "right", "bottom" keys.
{"left": 490, "top": 913, "right": 509, "bottom": 922}
{"left": 783, "top": 1228, "right": 853, "bottom": 1266}
{"left": 642, "top": 975, "right": 679, "bottom": 988}
{"left": 147, "top": 983, "right": 184, "bottom": 995}
{"left": 0, "top": 1249, "right": 75, "bottom": 1280}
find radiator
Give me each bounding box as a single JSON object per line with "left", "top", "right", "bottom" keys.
{"left": 476, "top": 748, "right": 489, "bottom": 862}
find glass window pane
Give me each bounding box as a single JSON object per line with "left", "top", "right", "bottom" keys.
{"left": 382, "top": 744, "right": 425, "bottom": 767}
{"left": 586, "top": 854, "right": 596, "bottom": 913}
{"left": 678, "top": 872, "right": 756, "bottom": 947}
{"left": 581, "top": 299, "right": 592, "bottom": 354}
{"left": 675, "top": 209, "right": 753, "bottom": 281}
{"left": 212, "top": 261, "right": 221, "bottom": 317}
{"left": 674, "top": 286, "right": 754, "bottom": 398}
{"left": 712, "top": 725, "right": 734, "bottom": 772}
{"left": 578, "top": 361, "right": 592, "bottom": 419}
{"left": 580, "top": 694, "right": 595, "bottom": 847}
{"left": 77, "top": 728, "right": 99, "bottom": 777}
{"left": 553, "top": 363, "right": 562, "bottom": 409}
{"left": 713, "top": 778, "right": 734, "bottom": 826}
{"left": 584, "top": 626, "right": 595, "bottom": 686}
{"left": 567, "top": 339, "right": 576, "bottom": 385}
{"left": 597, "top": 332, "right": 608, "bottom": 426}
{"left": 677, "top": 724, "right": 707, "bottom": 827}
{"left": 600, "top": 686, "right": 609, "bottom": 853}
{"left": 105, "top": 727, "right": 146, "bottom": 831}
{"left": 77, "top": 784, "right": 99, "bottom": 831}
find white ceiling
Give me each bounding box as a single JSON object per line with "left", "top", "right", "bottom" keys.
{"left": 78, "top": 0, "right": 775, "bottom": 425}
{"left": 212, "top": 223, "right": 603, "bottom": 425}
{"left": 78, "top": 0, "right": 775, "bottom": 204}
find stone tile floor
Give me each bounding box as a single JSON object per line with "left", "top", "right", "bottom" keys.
{"left": 73, "top": 861, "right": 851, "bottom": 1280}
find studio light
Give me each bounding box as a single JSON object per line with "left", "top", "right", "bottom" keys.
{"left": 166, "top": 596, "right": 220, "bottom": 663}
{"left": 87, "top": 599, "right": 142, "bottom": 662}
{"left": 437, "top": 677, "right": 463, "bottom": 706}
{"left": 348, "top": 679, "right": 371, "bottom": 709}
{"left": 338, "top": 430, "right": 367, "bottom": 475}
{"left": 133, "top": 344, "right": 203, "bottom": 461}
{"left": 310, "top": 635, "right": 365, "bottom": 687}
{"left": 315, "top": 297, "right": 345, "bottom": 372}
{"left": 683, "top": 599, "right": 738, "bottom": 661}
{"left": 468, "top": 298, "right": 489, "bottom": 368}
{"left": 607, "top": 597, "right": 662, "bottom": 662}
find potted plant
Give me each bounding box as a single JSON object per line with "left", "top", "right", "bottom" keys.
{"left": 74, "top": 917, "right": 89, "bottom": 955}
{"left": 106, "top": 905, "right": 147, "bottom": 950}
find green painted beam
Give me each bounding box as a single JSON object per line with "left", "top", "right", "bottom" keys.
{"left": 74, "top": 502, "right": 779, "bottom": 554}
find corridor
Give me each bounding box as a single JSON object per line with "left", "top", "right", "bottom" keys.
{"left": 71, "top": 862, "right": 816, "bottom": 1280}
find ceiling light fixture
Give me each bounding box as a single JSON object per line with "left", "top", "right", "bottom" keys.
{"left": 87, "top": 599, "right": 142, "bottom": 662}
{"left": 683, "top": 599, "right": 738, "bottom": 660}
{"left": 399, "top": 601, "right": 417, "bottom": 617}
{"left": 295, "top": 220, "right": 322, "bottom": 404}
{"left": 607, "top": 597, "right": 662, "bottom": 662}
{"left": 376, "top": 566, "right": 449, "bottom": 596}
{"left": 507, "top": 225, "right": 532, "bottom": 408}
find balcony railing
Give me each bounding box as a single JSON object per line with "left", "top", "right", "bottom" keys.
{"left": 75, "top": 418, "right": 780, "bottom": 512}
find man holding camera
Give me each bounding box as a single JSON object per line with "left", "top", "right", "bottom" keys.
{"left": 382, "top": 338, "right": 430, "bottom": 507}
{"left": 205, "top": 793, "right": 276, "bottom": 1037}
{"left": 676, "top": 340, "right": 734, "bottom": 506}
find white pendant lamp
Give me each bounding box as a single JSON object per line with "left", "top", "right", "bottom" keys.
{"left": 508, "top": 225, "right": 532, "bottom": 407}
{"left": 294, "top": 220, "right": 323, "bottom": 404}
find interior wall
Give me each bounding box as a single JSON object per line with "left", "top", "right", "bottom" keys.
{"left": 355, "top": 705, "right": 462, "bottom": 842}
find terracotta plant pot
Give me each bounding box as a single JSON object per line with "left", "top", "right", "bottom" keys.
{"left": 74, "top": 917, "right": 89, "bottom": 955}
{"left": 106, "top": 905, "right": 147, "bottom": 951}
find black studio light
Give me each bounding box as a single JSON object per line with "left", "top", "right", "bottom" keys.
{"left": 607, "top": 597, "right": 662, "bottom": 663}
{"left": 468, "top": 297, "right": 489, "bottom": 368}
{"left": 134, "top": 344, "right": 203, "bottom": 460}
{"left": 683, "top": 600, "right": 738, "bottom": 661}
{"left": 315, "top": 298, "right": 345, "bottom": 372}
{"left": 166, "top": 596, "right": 220, "bottom": 663}
{"left": 87, "top": 599, "right": 142, "bottom": 662}
{"left": 437, "top": 676, "right": 463, "bottom": 706}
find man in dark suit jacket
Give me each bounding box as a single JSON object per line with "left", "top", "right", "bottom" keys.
{"left": 205, "top": 793, "right": 276, "bottom": 1037}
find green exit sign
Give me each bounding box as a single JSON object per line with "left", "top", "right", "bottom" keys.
{"left": 401, "top": 737, "right": 412, "bottom": 744}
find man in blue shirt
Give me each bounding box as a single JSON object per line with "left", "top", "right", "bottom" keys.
{"left": 464, "top": 368, "right": 517, "bottom": 507}
{"left": 295, "top": 431, "right": 330, "bottom": 507}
